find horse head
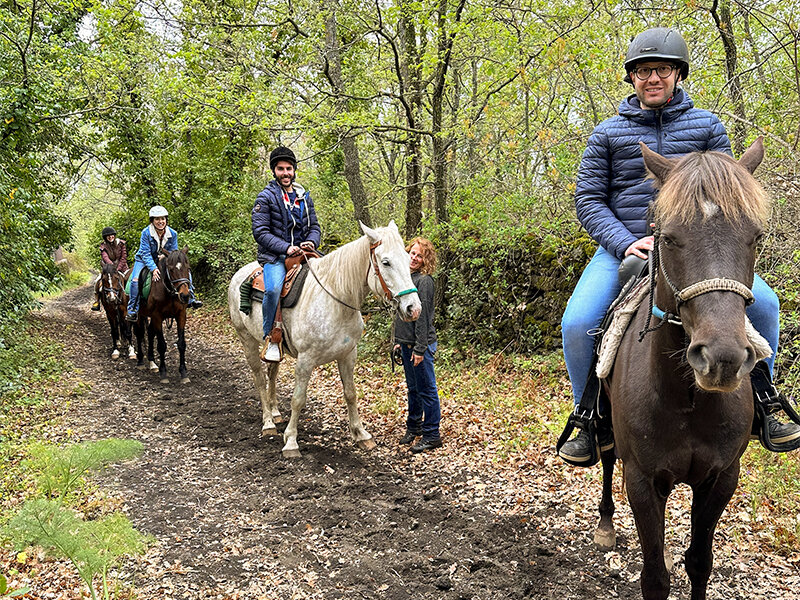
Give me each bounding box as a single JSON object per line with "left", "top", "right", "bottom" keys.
{"left": 162, "top": 246, "right": 192, "bottom": 305}
{"left": 360, "top": 220, "right": 422, "bottom": 322}
{"left": 641, "top": 138, "right": 769, "bottom": 392}
{"left": 101, "top": 263, "right": 124, "bottom": 306}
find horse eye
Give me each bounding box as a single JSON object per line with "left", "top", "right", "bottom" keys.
{"left": 381, "top": 258, "right": 391, "bottom": 267}
{"left": 662, "top": 236, "right": 674, "bottom": 247}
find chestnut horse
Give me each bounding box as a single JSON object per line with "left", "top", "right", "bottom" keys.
{"left": 595, "top": 139, "right": 769, "bottom": 600}
{"left": 132, "top": 247, "right": 192, "bottom": 384}
{"left": 98, "top": 263, "right": 135, "bottom": 360}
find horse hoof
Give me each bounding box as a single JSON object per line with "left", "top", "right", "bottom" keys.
{"left": 160, "top": 377, "right": 169, "bottom": 384}
{"left": 149, "top": 363, "right": 158, "bottom": 372}
{"left": 261, "top": 428, "right": 279, "bottom": 437}
{"left": 594, "top": 528, "right": 616, "bottom": 550}
{"left": 272, "top": 414, "right": 286, "bottom": 424}
{"left": 282, "top": 448, "right": 302, "bottom": 459}
{"left": 357, "top": 438, "right": 377, "bottom": 451}
{"left": 111, "top": 351, "right": 120, "bottom": 360}
{"left": 180, "top": 377, "right": 190, "bottom": 384}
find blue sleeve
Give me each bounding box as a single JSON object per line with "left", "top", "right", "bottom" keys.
{"left": 707, "top": 114, "right": 732, "bottom": 156}
{"left": 574, "top": 127, "right": 637, "bottom": 259}
{"left": 303, "top": 192, "right": 321, "bottom": 248}
{"left": 252, "top": 190, "right": 291, "bottom": 255}
{"left": 136, "top": 229, "right": 158, "bottom": 271}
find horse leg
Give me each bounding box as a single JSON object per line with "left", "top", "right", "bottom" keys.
{"left": 177, "top": 311, "right": 189, "bottom": 384}
{"left": 152, "top": 319, "right": 169, "bottom": 383}
{"left": 109, "top": 311, "right": 120, "bottom": 359}
{"left": 121, "top": 312, "right": 135, "bottom": 359}
{"left": 267, "top": 362, "right": 283, "bottom": 424}
{"left": 684, "top": 464, "right": 740, "bottom": 600}
{"left": 626, "top": 468, "right": 670, "bottom": 600}
{"left": 282, "top": 358, "right": 314, "bottom": 458}
{"left": 235, "top": 330, "right": 280, "bottom": 435}
{"left": 147, "top": 319, "right": 159, "bottom": 372}
{"left": 338, "top": 350, "right": 374, "bottom": 450}
{"left": 594, "top": 446, "right": 616, "bottom": 548}
{"left": 135, "top": 320, "right": 146, "bottom": 368}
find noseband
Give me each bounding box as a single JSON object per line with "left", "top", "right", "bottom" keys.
{"left": 640, "top": 229, "right": 754, "bottom": 339}
{"left": 102, "top": 273, "right": 124, "bottom": 305}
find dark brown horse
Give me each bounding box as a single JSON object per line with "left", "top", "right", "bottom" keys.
{"left": 98, "top": 263, "right": 134, "bottom": 360}
{"left": 595, "top": 139, "right": 769, "bottom": 600}
{"left": 133, "top": 247, "right": 192, "bottom": 384}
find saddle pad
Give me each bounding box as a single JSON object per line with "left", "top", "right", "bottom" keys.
{"left": 124, "top": 267, "right": 151, "bottom": 299}
{"left": 281, "top": 264, "right": 309, "bottom": 309}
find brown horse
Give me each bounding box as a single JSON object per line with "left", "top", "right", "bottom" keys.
{"left": 133, "top": 247, "right": 192, "bottom": 384}
{"left": 595, "top": 139, "right": 769, "bottom": 600}
{"left": 98, "top": 263, "right": 134, "bottom": 360}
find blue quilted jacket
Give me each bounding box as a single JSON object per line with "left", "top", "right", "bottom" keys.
{"left": 252, "top": 180, "right": 321, "bottom": 265}
{"left": 575, "top": 89, "right": 731, "bottom": 260}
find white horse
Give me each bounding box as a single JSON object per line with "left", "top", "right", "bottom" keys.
{"left": 228, "top": 221, "right": 422, "bottom": 457}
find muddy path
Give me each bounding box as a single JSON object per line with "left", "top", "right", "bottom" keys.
{"left": 36, "top": 284, "right": 650, "bottom": 599}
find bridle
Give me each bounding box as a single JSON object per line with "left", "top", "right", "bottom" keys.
{"left": 368, "top": 241, "right": 418, "bottom": 302}
{"left": 101, "top": 272, "right": 124, "bottom": 305}
{"left": 159, "top": 254, "right": 191, "bottom": 303}
{"left": 304, "top": 239, "right": 418, "bottom": 312}
{"left": 639, "top": 227, "right": 754, "bottom": 340}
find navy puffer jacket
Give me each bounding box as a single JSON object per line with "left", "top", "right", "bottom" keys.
{"left": 252, "top": 180, "right": 321, "bottom": 265}
{"left": 575, "top": 89, "right": 731, "bottom": 260}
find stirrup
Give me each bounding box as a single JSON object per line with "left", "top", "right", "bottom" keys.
{"left": 260, "top": 341, "right": 283, "bottom": 363}
{"left": 557, "top": 409, "right": 601, "bottom": 467}
{"left": 751, "top": 362, "right": 800, "bottom": 452}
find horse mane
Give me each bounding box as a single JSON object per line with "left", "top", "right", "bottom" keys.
{"left": 313, "top": 235, "right": 371, "bottom": 288}
{"left": 101, "top": 263, "right": 117, "bottom": 275}
{"left": 163, "top": 248, "right": 187, "bottom": 268}
{"left": 654, "top": 151, "right": 769, "bottom": 226}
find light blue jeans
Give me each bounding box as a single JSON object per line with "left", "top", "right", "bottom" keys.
{"left": 561, "top": 246, "right": 780, "bottom": 405}
{"left": 261, "top": 260, "right": 286, "bottom": 339}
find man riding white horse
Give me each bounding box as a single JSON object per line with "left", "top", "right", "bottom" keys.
{"left": 251, "top": 146, "right": 321, "bottom": 362}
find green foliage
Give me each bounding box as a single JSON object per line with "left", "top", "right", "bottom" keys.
{"left": 0, "top": 323, "right": 67, "bottom": 399}
{"left": 5, "top": 500, "right": 149, "bottom": 600}
{"left": 24, "top": 439, "right": 144, "bottom": 501}
{"left": 0, "top": 572, "right": 29, "bottom": 597}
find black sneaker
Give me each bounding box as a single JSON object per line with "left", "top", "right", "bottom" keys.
{"left": 763, "top": 414, "right": 800, "bottom": 449}
{"left": 558, "top": 429, "right": 614, "bottom": 465}
{"left": 399, "top": 430, "right": 421, "bottom": 445}
{"left": 189, "top": 299, "right": 203, "bottom": 309}
{"left": 91, "top": 301, "right": 101, "bottom": 311}
{"left": 411, "top": 437, "right": 442, "bottom": 453}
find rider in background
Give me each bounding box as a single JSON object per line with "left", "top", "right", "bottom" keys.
{"left": 559, "top": 27, "right": 800, "bottom": 465}
{"left": 91, "top": 226, "right": 128, "bottom": 311}
{"left": 125, "top": 205, "right": 202, "bottom": 322}
{"left": 251, "top": 146, "right": 321, "bottom": 362}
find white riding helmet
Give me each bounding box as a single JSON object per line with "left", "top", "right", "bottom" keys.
{"left": 149, "top": 205, "right": 169, "bottom": 219}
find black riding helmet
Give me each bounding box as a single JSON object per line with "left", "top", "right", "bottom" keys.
{"left": 102, "top": 226, "right": 117, "bottom": 239}
{"left": 624, "top": 27, "right": 690, "bottom": 84}
{"left": 269, "top": 146, "right": 297, "bottom": 171}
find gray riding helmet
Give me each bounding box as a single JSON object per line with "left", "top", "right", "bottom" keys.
{"left": 623, "top": 27, "right": 690, "bottom": 84}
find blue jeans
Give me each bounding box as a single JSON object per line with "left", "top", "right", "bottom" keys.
{"left": 561, "top": 247, "right": 780, "bottom": 405}
{"left": 127, "top": 261, "right": 199, "bottom": 315}
{"left": 401, "top": 343, "right": 441, "bottom": 440}
{"left": 261, "top": 261, "right": 286, "bottom": 339}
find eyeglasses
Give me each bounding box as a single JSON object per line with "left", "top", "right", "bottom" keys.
{"left": 632, "top": 65, "right": 677, "bottom": 80}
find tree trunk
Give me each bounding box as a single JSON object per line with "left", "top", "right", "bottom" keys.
{"left": 399, "top": 1, "right": 423, "bottom": 237}
{"left": 711, "top": 0, "right": 746, "bottom": 155}
{"left": 323, "top": 0, "right": 372, "bottom": 227}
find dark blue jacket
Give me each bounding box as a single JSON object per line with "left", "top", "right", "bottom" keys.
{"left": 252, "top": 180, "right": 321, "bottom": 265}
{"left": 575, "top": 89, "right": 731, "bottom": 260}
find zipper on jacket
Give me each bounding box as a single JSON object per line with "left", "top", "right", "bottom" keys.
{"left": 655, "top": 110, "right": 664, "bottom": 155}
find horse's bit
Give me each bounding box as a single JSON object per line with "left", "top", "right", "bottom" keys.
{"left": 640, "top": 229, "right": 754, "bottom": 339}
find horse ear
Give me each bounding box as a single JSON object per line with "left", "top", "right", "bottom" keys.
{"left": 388, "top": 219, "right": 398, "bottom": 232}
{"left": 359, "top": 220, "right": 379, "bottom": 242}
{"left": 640, "top": 142, "right": 675, "bottom": 187}
{"left": 160, "top": 249, "right": 169, "bottom": 257}
{"left": 738, "top": 136, "right": 764, "bottom": 174}
{"left": 182, "top": 245, "right": 188, "bottom": 254}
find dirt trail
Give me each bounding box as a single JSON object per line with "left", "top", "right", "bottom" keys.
{"left": 34, "top": 284, "right": 702, "bottom": 599}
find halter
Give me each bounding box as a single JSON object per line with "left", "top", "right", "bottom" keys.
{"left": 640, "top": 228, "right": 755, "bottom": 340}
{"left": 369, "top": 241, "right": 418, "bottom": 302}
{"left": 160, "top": 255, "right": 191, "bottom": 302}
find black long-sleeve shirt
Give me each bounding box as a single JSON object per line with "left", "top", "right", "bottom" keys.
{"left": 394, "top": 272, "right": 437, "bottom": 356}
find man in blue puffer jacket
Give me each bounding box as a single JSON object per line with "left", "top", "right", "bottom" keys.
{"left": 559, "top": 27, "right": 800, "bottom": 464}
{"left": 252, "top": 146, "right": 321, "bottom": 362}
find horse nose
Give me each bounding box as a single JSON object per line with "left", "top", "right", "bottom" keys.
{"left": 687, "top": 342, "right": 752, "bottom": 390}
{"left": 407, "top": 304, "right": 421, "bottom": 321}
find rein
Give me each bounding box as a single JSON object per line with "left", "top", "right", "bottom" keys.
{"left": 302, "top": 239, "right": 418, "bottom": 313}
{"left": 639, "top": 229, "right": 755, "bottom": 340}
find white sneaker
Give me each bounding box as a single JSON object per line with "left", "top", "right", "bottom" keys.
{"left": 263, "top": 342, "right": 282, "bottom": 363}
